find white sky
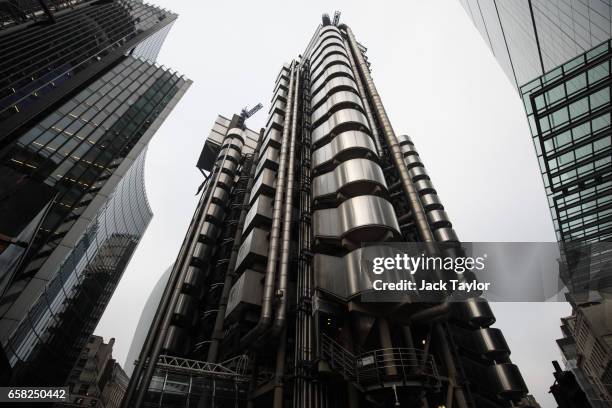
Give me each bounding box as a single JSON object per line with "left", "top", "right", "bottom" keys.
{"left": 96, "top": 1, "right": 571, "bottom": 406}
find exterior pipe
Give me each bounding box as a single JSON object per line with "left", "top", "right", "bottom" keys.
{"left": 238, "top": 62, "right": 296, "bottom": 349}
{"left": 206, "top": 128, "right": 264, "bottom": 363}
{"left": 436, "top": 324, "right": 469, "bottom": 408}
{"left": 344, "top": 26, "right": 434, "bottom": 243}
{"left": 272, "top": 62, "right": 300, "bottom": 335}
{"left": 342, "top": 37, "right": 383, "bottom": 156}
{"left": 273, "top": 327, "right": 288, "bottom": 408}
{"left": 132, "top": 131, "right": 241, "bottom": 408}
{"left": 122, "top": 171, "right": 215, "bottom": 408}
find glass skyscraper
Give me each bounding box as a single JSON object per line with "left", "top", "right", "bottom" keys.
{"left": 458, "top": 0, "right": 611, "bottom": 90}
{"left": 4, "top": 148, "right": 151, "bottom": 385}
{"left": 459, "top": 1, "right": 612, "bottom": 406}
{"left": 0, "top": 0, "right": 191, "bottom": 385}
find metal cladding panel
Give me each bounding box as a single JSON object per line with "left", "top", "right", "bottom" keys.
{"left": 311, "top": 108, "right": 370, "bottom": 148}
{"left": 235, "top": 227, "right": 270, "bottom": 273}
{"left": 414, "top": 179, "right": 436, "bottom": 195}
{"left": 397, "top": 134, "right": 413, "bottom": 145}
{"left": 182, "top": 266, "right": 204, "bottom": 295}
{"left": 274, "top": 64, "right": 291, "bottom": 85}
{"left": 311, "top": 76, "right": 359, "bottom": 108}
{"left": 216, "top": 171, "right": 234, "bottom": 191}
{"left": 452, "top": 326, "right": 511, "bottom": 360}
{"left": 249, "top": 168, "right": 277, "bottom": 205}
{"left": 488, "top": 363, "right": 528, "bottom": 398}
{"left": 173, "top": 294, "right": 198, "bottom": 327}
{"left": 312, "top": 130, "right": 377, "bottom": 174}
{"left": 199, "top": 221, "right": 220, "bottom": 243}
{"left": 475, "top": 328, "right": 511, "bottom": 359}
{"left": 163, "top": 325, "right": 190, "bottom": 355}
{"left": 192, "top": 241, "right": 213, "bottom": 262}
{"left": 311, "top": 39, "right": 347, "bottom": 66}
{"left": 271, "top": 84, "right": 289, "bottom": 104}
{"left": 254, "top": 145, "right": 280, "bottom": 178}
{"left": 220, "top": 158, "right": 238, "bottom": 175}
{"left": 426, "top": 209, "right": 451, "bottom": 228}
{"left": 263, "top": 126, "right": 282, "bottom": 149}
{"left": 225, "top": 269, "right": 265, "bottom": 321}
{"left": 405, "top": 154, "right": 424, "bottom": 168}
{"left": 217, "top": 145, "right": 242, "bottom": 164}
{"left": 265, "top": 112, "right": 285, "bottom": 132}
{"left": 311, "top": 64, "right": 354, "bottom": 95}
{"left": 407, "top": 166, "right": 428, "bottom": 181}
{"left": 210, "top": 186, "right": 229, "bottom": 205}
{"left": 311, "top": 45, "right": 349, "bottom": 72}
{"left": 420, "top": 193, "right": 443, "bottom": 210}
{"left": 272, "top": 76, "right": 289, "bottom": 97}
{"left": 241, "top": 128, "right": 260, "bottom": 154}
{"left": 311, "top": 54, "right": 351, "bottom": 84}
{"left": 313, "top": 28, "right": 343, "bottom": 49}
{"left": 314, "top": 246, "right": 416, "bottom": 301}
{"left": 400, "top": 143, "right": 418, "bottom": 156}
{"left": 243, "top": 195, "right": 274, "bottom": 238}
{"left": 312, "top": 158, "right": 387, "bottom": 203}
{"left": 226, "top": 127, "right": 246, "bottom": 144}
{"left": 452, "top": 297, "right": 496, "bottom": 328}
{"left": 205, "top": 202, "right": 225, "bottom": 224}
{"left": 269, "top": 98, "right": 288, "bottom": 116}
{"left": 311, "top": 32, "right": 345, "bottom": 64}
{"left": 311, "top": 91, "right": 364, "bottom": 127}
{"left": 313, "top": 195, "right": 400, "bottom": 243}
{"left": 313, "top": 253, "right": 347, "bottom": 299}
{"left": 433, "top": 227, "right": 459, "bottom": 242}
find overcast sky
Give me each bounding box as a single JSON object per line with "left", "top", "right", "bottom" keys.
{"left": 96, "top": 1, "right": 571, "bottom": 406}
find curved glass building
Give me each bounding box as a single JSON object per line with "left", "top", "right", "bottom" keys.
{"left": 4, "top": 147, "right": 152, "bottom": 385}
{"left": 0, "top": 0, "right": 191, "bottom": 386}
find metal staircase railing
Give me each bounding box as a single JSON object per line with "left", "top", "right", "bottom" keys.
{"left": 320, "top": 333, "right": 440, "bottom": 391}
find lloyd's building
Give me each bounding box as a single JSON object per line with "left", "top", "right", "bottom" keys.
{"left": 125, "top": 14, "right": 536, "bottom": 408}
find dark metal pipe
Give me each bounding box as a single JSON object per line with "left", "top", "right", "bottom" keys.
{"left": 273, "top": 327, "right": 288, "bottom": 408}
{"left": 436, "top": 324, "right": 469, "bottom": 408}
{"left": 238, "top": 62, "right": 296, "bottom": 349}
{"left": 272, "top": 63, "right": 300, "bottom": 335}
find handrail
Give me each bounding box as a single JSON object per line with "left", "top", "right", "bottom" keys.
{"left": 320, "top": 333, "right": 440, "bottom": 389}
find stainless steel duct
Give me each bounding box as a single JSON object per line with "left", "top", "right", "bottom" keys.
{"left": 343, "top": 26, "right": 434, "bottom": 243}
{"left": 238, "top": 62, "right": 296, "bottom": 349}
{"left": 273, "top": 62, "right": 301, "bottom": 335}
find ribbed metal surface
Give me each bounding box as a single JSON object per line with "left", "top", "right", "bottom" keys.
{"left": 312, "top": 130, "right": 377, "bottom": 174}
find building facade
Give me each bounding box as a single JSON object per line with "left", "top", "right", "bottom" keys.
{"left": 459, "top": 2, "right": 612, "bottom": 406}
{"left": 124, "top": 15, "right": 535, "bottom": 408}
{"left": 458, "top": 0, "right": 611, "bottom": 90}
{"left": 124, "top": 265, "right": 172, "bottom": 377}
{"left": 0, "top": 0, "right": 191, "bottom": 385}
{"left": 3, "top": 148, "right": 151, "bottom": 385}
{"left": 59, "top": 335, "right": 130, "bottom": 408}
